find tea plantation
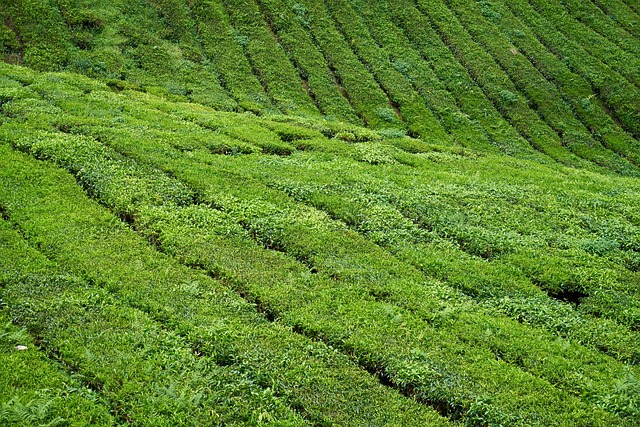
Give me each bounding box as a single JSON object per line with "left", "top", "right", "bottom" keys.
{"left": 1, "top": 0, "right": 639, "bottom": 425}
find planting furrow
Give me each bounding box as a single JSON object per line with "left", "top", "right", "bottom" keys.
{"left": 561, "top": 0, "right": 640, "bottom": 58}
{"left": 3, "top": 108, "right": 627, "bottom": 425}
{"left": 166, "top": 106, "right": 298, "bottom": 156}
{"left": 255, "top": 0, "right": 361, "bottom": 123}
{"left": 240, "top": 144, "right": 640, "bottom": 330}
{"left": 0, "top": 222, "right": 116, "bottom": 426}
{"left": 123, "top": 152, "right": 635, "bottom": 426}
{"left": 442, "top": 0, "right": 639, "bottom": 176}
{"left": 38, "top": 114, "right": 636, "bottom": 425}
{"left": 130, "top": 0, "right": 239, "bottom": 110}
{"left": 219, "top": 0, "right": 319, "bottom": 116}
{"left": 4, "top": 4, "right": 640, "bottom": 425}
{"left": 0, "top": 206, "right": 308, "bottom": 427}
{"left": 54, "top": 0, "right": 239, "bottom": 111}
{"left": 13, "top": 67, "right": 634, "bottom": 344}
{"left": 253, "top": 158, "right": 640, "bottom": 363}
{"left": 624, "top": 0, "right": 640, "bottom": 16}
{"left": 386, "top": 0, "right": 546, "bottom": 160}
{"left": 347, "top": 0, "right": 498, "bottom": 152}
{"left": 590, "top": 0, "right": 640, "bottom": 39}
{"left": 189, "top": 0, "right": 275, "bottom": 114}
{"left": 318, "top": 0, "right": 449, "bottom": 142}
{"left": 0, "top": 0, "right": 68, "bottom": 71}
{"left": 0, "top": 313, "right": 116, "bottom": 426}
{"left": 264, "top": 151, "right": 640, "bottom": 331}
{"left": 284, "top": 0, "right": 398, "bottom": 129}
{"left": 4, "top": 64, "right": 639, "bottom": 425}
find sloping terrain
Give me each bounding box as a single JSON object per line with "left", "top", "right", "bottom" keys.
{"left": 1, "top": 0, "right": 640, "bottom": 426}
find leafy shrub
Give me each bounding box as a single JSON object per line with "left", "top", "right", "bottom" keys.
{"left": 376, "top": 106, "right": 399, "bottom": 123}
{"left": 598, "top": 370, "right": 640, "bottom": 420}
{"left": 335, "top": 130, "right": 356, "bottom": 142}
{"left": 499, "top": 90, "right": 517, "bottom": 104}
{"left": 0, "top": 396, "right": 65, "bottom": 427}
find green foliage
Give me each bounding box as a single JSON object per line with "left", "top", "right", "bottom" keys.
{"left": 0, "top": 310, "right": 114, "bottom": 426}
{"left": 1, "top": 0, "right": 640, "bottom": 423}
{"left": 498, "top": 90, "right": 517, "bottom": 104}
{"left": 1, "top": 396, "right": 65, "bottom": 427}
{"left": 506, "top": 0, "right": 640, "bottom": 137}
{"left": 375, "top": 106, "right": 399, "bottom": 123}
{"left": 598, "top": 370, "right": 640, "bottom": 420}
{"left": 2, "top": 70, "right": 632, "bottom": 424}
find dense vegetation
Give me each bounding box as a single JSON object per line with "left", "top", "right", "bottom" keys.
{"left": 1, "top": 0, "right": 639, "bottom": 425}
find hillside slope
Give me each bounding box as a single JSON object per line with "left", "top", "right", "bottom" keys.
{"left": 1, "top": 1, "right": 640, "bottom": 426}
{"left": 3, "top": 0, "right": 640, "bottom": 171}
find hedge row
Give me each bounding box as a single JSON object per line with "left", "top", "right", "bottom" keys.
{"left": 34, "top": 127, "right": 627, "bottom": 425}
{"left": 250, "top": 154, "right": 640, "bottom": 362}
{"left": 0, "top": 139, "right": 453, "bottom": 426}
{"left": 443, "top": 0, "right": 639, "bottom": 176}
{"left": 190, "top": 0, "right": 275, "bottom": 113}
{"left": 289, "top": 0, "right": 396, "bottom": 129}
{"left": 591, "top": 0, "right": 640, "bottom": 39}
{"left": 412, "top": 0, "right": 604, "bottom": 170}
{"left": 503, "top": 0, "right": 640, "bottom": 138}
{"left": 527, "top": 0, "right": 640, "bottom": 89}
{"left": 220, "top": 0, "right": 319, "bottom": 115}
{"left": 319, "top": 0, "right": 449, "bottom": 141}
{"left": 0, "top": 156, "right": 310, "bottom": 426}
{"left": 0, "top": 69, "right": 453, "bottom": 425}
{"left": 256, "top": 0, "right": 362, "bottom": 123}
{"left": 385, "top": 0, "right": 549, "bottom": 161}
{"left": 472, "top": 0, "right": 640, "bottom": 167}
{"left": 0, "top": 0, "right": 69, "bottom": 70}
{"left": 38, "top": 109, "right": 634, "bottom": 425}
{"left": 3, "top": 63, "right": 638, "bottom": 425}
{"left": 0, "top": 224, "right": 115, "bottom": 426}
{"left": 109, "top": 142, "right": 633, "bottom": 426}
{"left": 561, "top": 0, "right": 640, "bottom": 58}
{"left": 347, "top": 0, "right": 497, "bottom": 152}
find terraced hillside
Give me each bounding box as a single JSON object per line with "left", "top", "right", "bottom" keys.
{"left": 1, "top": 1, "right": 639, "bottom": 426}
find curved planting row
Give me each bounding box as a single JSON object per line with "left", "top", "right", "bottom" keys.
{"left": 318, "top": 0, "right": 449, "bottom": 141}
{"left": 189, "top": 0, "right": 275, "bottom": 112}
{"left": 442, "top": 0, "right": 638, "bottom": 176}
{"left": 412, "top": 0, "right": 590, "bottom": 168}
{"left": 0, "top": 138, "right": 449, "bottom": 426}
{"left": 503, "top": 0, "right": 640, "bottom": 139}
{"left": 561, "top": 0, "right": 640, "bottom": 57}
{"left": 348, "top": 0, "right": 498, "bottom": 152}
{"left": 465, "top": 0, "right": 640, "bottom": 167}
{"left": 526, "top": 0, "right": 640, "bottom": 89}
{"left": 590, "top": 0, "right": 640, "bottom": 39}
{"left": 249, "top": 155, "right": 640, "bottom": 359}
{"left": 2, "top": 67, "right": 638, "bottom": 425}
{"left": 255, "top": 0, "right": 362, "bottom": 122}
{"left": 219, "top": 0, "right": 318, "bottom": 115}
{"left": 3, "top": 1, "right": 640, "bottom": 173}
{"left": 385, "top": 0, "right": 545, "bottom": 159}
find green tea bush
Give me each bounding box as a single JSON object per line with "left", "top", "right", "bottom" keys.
{"left": 0, "top": 143, "right": 451, "bottom": 427}
{"left": 2, "top": 29, "right": 640, "bottom": 425}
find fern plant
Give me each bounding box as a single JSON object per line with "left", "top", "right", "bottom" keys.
{"left": 0, "top": 396, "right": 65, "bottom": 427}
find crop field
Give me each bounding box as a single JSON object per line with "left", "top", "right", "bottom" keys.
{"left": 1, "top": 0, "right": 640, "bottom": 426}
